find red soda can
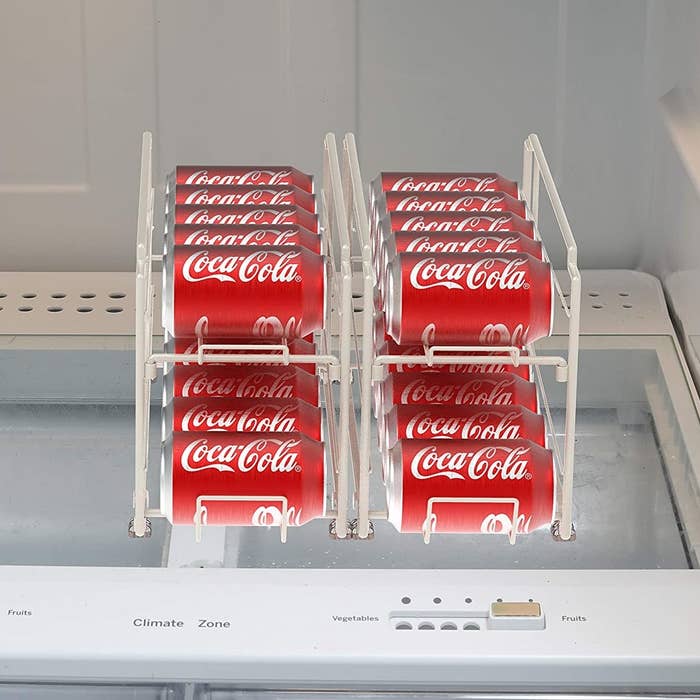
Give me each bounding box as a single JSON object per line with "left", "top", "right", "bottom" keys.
{"left": 385, "top": 253, "right": 553, "bottom": 345}
{"left": 165, "top": 365, "right": 319, "bottom": 406}
{"left": 164, "top": 397, "right": 321, "bottom": 440}
{"left": 164, "top": 246, "right": 326, "bottom": 339}
{"left": 385, "top": 231, "right": 542, "bottom": 262}
{"left": 171, "top": 205, "right": 318, "bottom": 233}
{"left": 379, "top": 373, "right": 538, "bottom": 413}
{"left": 162, "top": 432, "right": 325, "bottom": 527}
{"left": 164, "top": 337, "right": 317, "bottom": 374}
{"left": 385, "top": 438, "right": 554, "bottom": 536}
{"left": 171, "top": 224, "right": 320, "bottom": 253}
{"left": 374, "top": 172, "right": 519, "bottom": 197}
{"left": 376, "top": 341, "right": 531, "bottom": 380}
{"left": 172, "top": 185, "right": 316, "bottom": 213}
{"left": 373, "top": 190, "right": 526, "bottom": 230}
{"left": 379, "top": 210, "right": 534, "bottom": 238}
{"left": 383, "top": 404, "right": 545, "bottom": 449}
{"left": 173, "top": 166, "right": 314, "bottom": 193}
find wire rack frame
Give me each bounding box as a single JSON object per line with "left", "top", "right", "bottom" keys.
{"left": 130, "top": 132, "right": 354, "bottom": 541}
{"left": 345, "top": 132, "right": 581, "bottom": 544}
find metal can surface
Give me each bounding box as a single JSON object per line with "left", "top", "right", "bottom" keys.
{"left": 173, "top": 166, "right": 314, "bottom": 193}
{"left": 171, "top": 184, "right": 316, "bottom": 213}
{"left": 385, "top": 438, "right": 554, "bottom": 536}
{"left": 164, "top": 245, "right": 326, "bottom": 339}
{"left": 164, "top": 397, "right": 321, "bottom": 440}
{"left": 162, "top": 431, "right": 325, "bottom": 527}
{"left": 379, "top": 372, "right": 538, "bottom": 413}
{"left": 384, "top": 253, "right": 553, "bottom": 346}
{"left": 383, "top": 404, "right": 545, "bottom": 449}
{"left": 169, "top": 224, "right": 320, "bottom": 253}
{"left": 164, "top": 365, "right": 320, "bottom": 406}
{"left": 375, "top": 341, "right": 532, "bottom": 380}
{"left": 170, "top": 205, "right": 318, "bottom": 233}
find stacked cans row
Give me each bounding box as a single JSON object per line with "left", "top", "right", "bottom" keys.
{"left": 160, "top": 166, "right": 328, "bottom": 529}
{"left": 370, "top": 172, "right": 555, "bottom": 538}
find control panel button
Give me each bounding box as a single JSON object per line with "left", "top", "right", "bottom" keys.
{"left": 488, "top": 601, "right": 545, "bottom": 630}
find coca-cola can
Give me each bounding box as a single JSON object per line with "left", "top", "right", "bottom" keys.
{"left": 371, "top": 190, "right": 526, "bottom": 232}
{"left": 383, "top": 404, "right": 545, "bottom": 449}
{"left": 164, "top": 245, "right": 326, "bottom": 339}
{"left": 379, "top": 373, "right": 538, "bottom": 413}
{"left": 170, "top": 205, "right": 318, "bottom": 233}
{"left": 385, "top": 438, "right": 554, "bottom": 535}
{"left": 164, "top": 337, "right": 317, "bottom": 374}
{"left": 163, "top": 397, "right": 321, "bottom": 440}
{"left": 376, "top": 341, "right": 532, "bottom": 380}
{"left": 173, "top": 166, "right": 314, "bottom": 193}
{"left": 170, "top": 224, "right": 320, "bottom": 253}
{"left": 385, "top": 253, "right": 553, "bottom": 345}
{"left": 162, "top": 431, "right": 325, "bottom": 527}
{"left": 164, "top": 365, "right": 320, "bottom": 406}
{"left": 376, "top": 210, "right": 534, "bottom": 240}
{"left": 372, "top": 172, "right": 519, "bottom": 199}
{"left": 171, "top": 185, "right": 316, "bottom": 213}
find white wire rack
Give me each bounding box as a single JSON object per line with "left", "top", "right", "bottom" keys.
{"left": 130, "top": 132, "right": 354, "bottom": 541}
{"left": 344, "top": 132, "right": 581, "bottom": 544}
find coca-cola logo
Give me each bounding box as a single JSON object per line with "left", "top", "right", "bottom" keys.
{"left": 392, "top": 176, "right": 498, "bottom": 192}
{"left": 400, "top": 214, "right": 511, "bottom": 232}
{"left": 398, "top": 377, "right": 514, "bottom": 406}
{"left": 183, "top": 208, "right": 295, "bottom": 225}
{"left": 184, "top": 169, "right": 292, "bottom": 186}
{"left": 410, "top": 444, "right": 532, "bottom": 481}
{"left": 180, "top": 437, "right": 302, "bottom": 473}
{"left": 395, "top": 194, "right": 506, "bottom": 213}
{"left": 182, "top": 189, "right": 294, "bottom": 206}
{"left": 479, "top": 322, "right": 529, "bottom": 345}
{"left": 181, "top": 250, "right": 301, "bottom": 283}
{"left": 181, "top": 403, "right": 296, "bottom": 432}
{"left": 408, "top": 256, "right": 529, "bottom": 291}
{"left": 404, "top": 409, "right": 523, "bottom": 440}
{"left": 181, "top": 370, "right": 296, "bottom": 399}
{"left": 404, "top": 235, "right": 520, "bottom": 255}
{"left": 252, "top": 315, "right": 302, "bottom": 338}
{"left": 182, "top": 228, "right": 297, "bottom": 246}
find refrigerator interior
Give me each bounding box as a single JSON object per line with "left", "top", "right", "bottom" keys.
{"left": 2, "top": 0, "right": 700, "bottom": 696}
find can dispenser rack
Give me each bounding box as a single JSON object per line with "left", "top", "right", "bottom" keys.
{"left": 131, "top": 132, "right": 355, "bottom": 542}
{"left": 130, "top": 131, "right": 580, "bottom": 545}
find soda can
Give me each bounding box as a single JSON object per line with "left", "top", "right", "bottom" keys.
{"left": 375, "top": 341, "right": 532, "bottom": 380}
{"left": 379, "top": 373, "right": 538, "bottom": 413}
{"left": 164, "top": 246, "right": 326, "bottom": 339}
{"left": 385, "top": 438, "right": 554, "bottom": 536}
{"left": 164, "top": 365, "right": 320, "bottom": 406}
{"left": 372, "top": 172, "right": 519, "bottom": 200}
{"left": 173, "top": 166, "right": 314, "bottom": 193}
{"left": 170, "top": 205, "right": 318, "bottom": 233}
{"left": 371, "top": 190, "right": 526, "bottom": 232}
{"left": 170, "top": 224, "right": 320, "bottom": 253}
{"left": 384, "top": 253, "right": 553, "bottom": 346}
{"left": 171, "top": 184, "right": 316, "bottom": 213}
{"left": 376, "top": 210, "right": 534, "bottom": 240}
{"left": 383, "top": 404, "right": 545, "bottom": 449}
{"left": 163, "top": 397, "right": 321, "bottom": 440}
{"left": 162, "top": 431, "right": 325, "bottom": 527}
